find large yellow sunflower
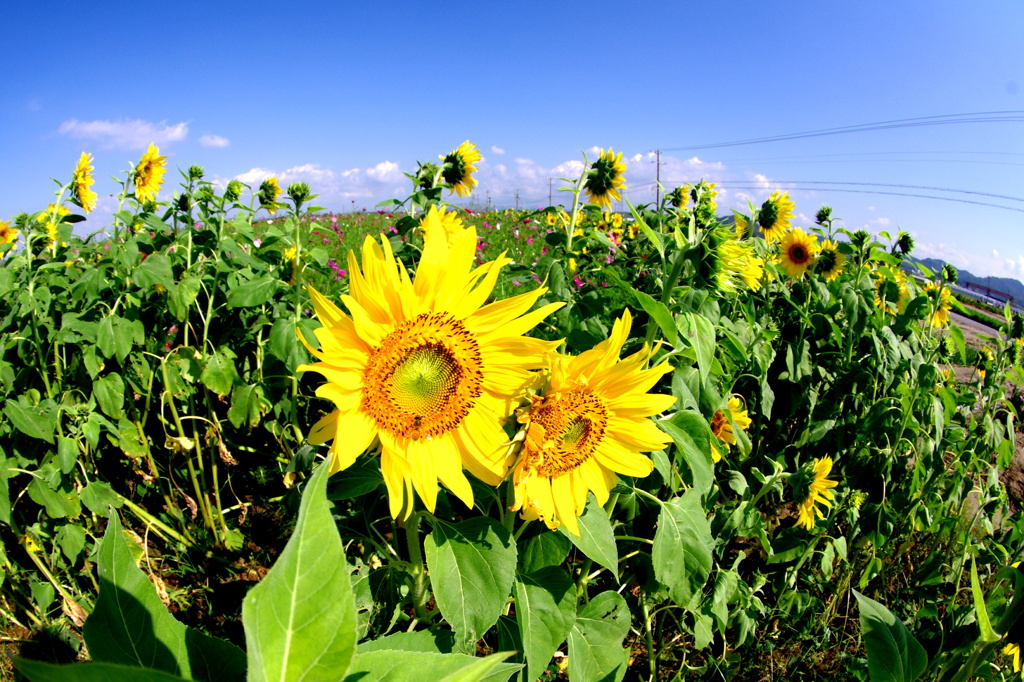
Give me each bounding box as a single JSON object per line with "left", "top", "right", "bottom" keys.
{"left": 134, "top": 143, "right": 167, "bottom": 203}
{"left": 816, "top": 239, "right": 846, "bottom": 282}
{"left": 759, "top": 190, "right": 795, "bottom": 243}
{"left": 710, "top": 396, "right": 752, "bottom": 462}
{"left": 792, "top": 457, "right": 839, "bottom": 530}
{"left": 298, "top": 208, "right": 564, "bottom": 519}
{"left": 71, "top": 152, "right": 97, "bottom": 214}
{"left": 584, "top": 148, "right": 627, "bottom": 210}
{"left": 778, "top": 228, "right": 818, "bottom": 279}
{"left": 440, "top": 141, "right": 482, "bottom": 198}
{"left": 508, "top": 309, "right": 674, "bottom": 536}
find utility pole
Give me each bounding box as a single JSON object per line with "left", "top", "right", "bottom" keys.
{"left": 486, "top": 190, "right": 491, "bottom": 211}
{"left": 654, "top": 150, "right": 661, "bottom": 208}
{"left": 514, "top": 189, "right": 520, "bottom": 210}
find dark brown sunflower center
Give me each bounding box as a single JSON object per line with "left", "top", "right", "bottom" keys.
{"left": 523, "top": 389, "right": 608, "bottom": 476}
{"left": 789, "top": 245, "right": 809, "bottom": 264}
{"left": 710, "top": 410, "right": 727, "bottom": 439}
{"left": 362, "top": 312, "right": 483, "bottom": 440}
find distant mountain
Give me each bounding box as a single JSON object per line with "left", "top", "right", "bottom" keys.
{"left": 907, "top": 257, "right": 1024, "bottom": 303}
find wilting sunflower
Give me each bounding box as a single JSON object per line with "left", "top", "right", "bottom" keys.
{"left": 667, "top": 186, "right": 690, "bottom": 209}
{"left": 778, "top": 228, "right": 818, "bottom": 279}
{"left": 134, "top": 143, "right": 167, "bottom": 203}
{"left": 709, "top": 396, "right": 752, "bottom": 462}
{"left": 71, "top": 152, "right": 97, "bottom": 214}
{"left": 791, "top": 457, "right": 839, "bottom": 531}
{"left": 923, "top": 281, "right": 952, "bottom": 327}
{"left": 508, "top": 309, "right": 674, "bottom": 536}
{"left": 816, "top": 239, "right": 846, "bottom": 282}
{"left": 584, "top": 148, "right": 627, "bottom": 210}
{"left": 758, "top": 190, "right": 795, "bottom": 243}
{"left": 0, "top": 221, "right": 19, "bottom": 258}
{"left": 298, "top": 209, "right": 564, "bottom": 519}
{"left": 440, "top": 141, "right": 482, "bottom": 198}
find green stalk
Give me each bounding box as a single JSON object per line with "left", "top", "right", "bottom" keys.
{"left": 404, "top": 512, "right": 430, "bottom": 620}
{"left": 641, "top": 598, "right": 658, "bottom": 682}
{"left": 118, "top": 495, "right": 192, "bottom": 547}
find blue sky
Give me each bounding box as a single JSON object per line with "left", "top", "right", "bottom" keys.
{"left": 3, "top": 1, "right": 1024, "bottom": 282}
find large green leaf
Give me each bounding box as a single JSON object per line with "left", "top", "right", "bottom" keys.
{"left": 424, "top": 517, "right": 517, "bottom": 653}
{"left": 558, "top": 495, "right": 618, "bottom": 575}
{"left": 658, "top": 412, "right": 715, "bottom": 495}
{"left": 675, "top": 313, "right": 716, "bottom": 388}
{"left": 96, "top": 314, "right": 134, "bottom": 363}
{"left": 79, "top": 481, "right": 124, "bottom": 518}
{"left": 132, "top": 253, "right": 175, "bottom": 291}
{"left": 633, "top": 289, "right": 678, "bottom": 346}
{"left": 652, "top": 490, "right": 713, "bottom": 608}
{"left": 244, "top": 462, "right": 357, "bottom": 681}
{"left": 342, "top": 650, "right": 518, "bottom": 682}
{"left": 93, "top": 373, "right": 125, "bottom": 419}
{"left": 227, "top": 383, "right": 268, "bottom": 429}
{"left": 4, "top": 398, "right": 57, "bottom": 443}
{"left": 83, "top": 513, "right": 245, "bottom": 681}
{"left": 519, "top": 531, "right": 571, "bottom": 574}
{"left": 15, "top": 659, "right": 189, "bottom": 682}
{"left": 226, "top": 273, "right": 281, "bottom": 308}
{"left": 567, "top": 591, "right": 631, "bottom": 682}
{"left": 515, "top": 567, "right": 576, "bottom": 682}
{"left": 200, "top": 348, "right": 240, "bottom": 397}
{"left": 853, "top": 590, "right": 927, "bottom": 682}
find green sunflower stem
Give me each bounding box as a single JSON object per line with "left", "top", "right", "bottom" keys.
{"left": 405, "top": 511, "right": 431, "bottom": 621}
{"left": 644, "top": 243, "right": 689, "bottom": 346}
{"left": 641, "top": 598, "right": 658, "bottom": 682}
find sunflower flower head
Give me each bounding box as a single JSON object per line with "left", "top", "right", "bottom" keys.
{"left": 419, "top": 205, "right": 466, "bottom": 247}
{"left": 873, "top": 269, "right": 910, "bottom": 314}
{"left": 791, "top": 457, "right": 839, "bottom": 531}
{"left": 71, "top": 152, "right": 97, "bottom": 214}
{"left": 0, "top": 220, "right": 19, "bottom": 258}
{"left": 39, "top": 203, "right": 70, "bottom": 249}
{"left": 298, "top": 208, "right": 565, "bottom": 520}
{"left": 778, "top": 228, "right": 818, "bottom": 279}
{"left": 509, "top": 309, "right": 674, "bottom": 536}
{"left": 758, "top": 190, "right": 795, "bottom": 244}
{"left": 667, "top": 186, "right": 690, "bottom": 209}
{"left": 699, "top": 229, "right": 764, "bottom": 293}
{"left": 259, "top": 177, "right": 283, "bottom": 214}
{"left": 134, "top": 143, "right": 167, "bottom": 204}
{"left": 584, "top": 148, "right": 627, "bottom": 210}
{"left": 924, "top": 281, "right": 952, "bottom": 327}
{"left": 440, "top": 141, "right": 482, "bottom": 198}
{"left": 709, "top": 396, "right": 752, "bottom": 462}
{"left": 816, "top": 239, "right": 846, "bottom": 282}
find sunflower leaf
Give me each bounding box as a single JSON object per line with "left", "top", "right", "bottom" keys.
{"left": 567, "top": 591, "right": 630, "bottom": 682}
{"left": 853, "top": 590, "right": 928, "bottom": 682}
{"left": 558, "top": 495, "right": 618, "bottom": 575}
{"left": 243, "top": 462, "right": 357, "bottom": 681}
{"left": 424, "top": 517, "right": 517, "bottom": 654}
{"left": 515, "top": 567, "right": 576, "bottom": 682}
{"left": 652, "top": 490, "right": 713, "bottom": 608}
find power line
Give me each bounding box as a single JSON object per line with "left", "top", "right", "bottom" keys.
{"left": 663, "top": 111, "right": 1024, "bottom": 152}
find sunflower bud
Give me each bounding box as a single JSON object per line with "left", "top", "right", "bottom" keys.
{"left": 287, "top": 182, "right": 312, "bottom": 212}
{"left": 224, "top": 180, "right": 243, "bottom": 203}
{"left": 188, "top": 165, "right": 205, "bottom": 180}
{"left": 815, "top": 205, "right": 832, "bottom": 225}
{"left": 849, "top": 230, "right": 870, "bottom": 252}
{"left": 667, "top": 186, "right": 690, "bottom": 209}
{"left": 416, "top": 162, "right": 441, "bottom": 191}
{"left": 942, "top": 263, "right": 959, "bottom": 284}
{"left": 894, "top": 233, "right": 915, "bottom": 256}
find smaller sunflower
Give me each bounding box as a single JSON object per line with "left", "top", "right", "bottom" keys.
{"left": 667, "top": 186, "right": 690, "bottom": 209}
{"left": 816, "top": 239, "right": 846, "bottom": 282}
{"left": 584, "top": 148, "right": 627, "bottom": 210}
{"left": 71, "top": 152, "right": 97, "bottom": 214}
{"left": 545, "top": 212, "right": 558, "bottom": 227}
{"left": 134, "top": 143, "right": 167, "bottom": 204}
{"left": 440, "top": 141, "right": 482, "bottom": 198}
{"left": 0, "top": 220, "right": 19, "bottom": 258}
{"left": 923, "top": 281, "right": 952, "bottom": 327}
{"left": 709, "top": 396, "right": 752, "bottom": 462}
{"left": 873, "top": 269, "right": 910, "bottom": 314}
{"left": 419, "top": 205, "right": 466, "bottom": 247}
{"left": 791, "top": 457, "right": 839, "bottom": 531}
{"left": 38, "top": 203, "right": 70, "bottom": 249}
{"left": 758, "top": 190, "right": 795, "bottom": 243}
{"left": 733, "top": 212, "right": 751, "bottom": 238}
{"left": 259, "top": 177, "right": 283, "bottom": 214}
{"left": 778, "top": 228, "right": 818, "bottom": 279}
{"left": 509, "top": 309, "right": 674, "bottom": 536}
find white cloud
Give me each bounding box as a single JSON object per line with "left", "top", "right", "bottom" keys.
{"left": 366, "top": 160, "right": 402, "bottom": 183}
{"left": 235, "top": 167, "right": 275, "bottom": 184}
{"left": 58, "top": 118, "right": 189, "bottom": 149}
{"left": 490, "top": 145, "right": 505, "bottom": 155}
{"left": 199, "top": 134, "right": 230, "bottom": 148}
{"left": 993, "top": 248, "right": 1001, "bottom": 258}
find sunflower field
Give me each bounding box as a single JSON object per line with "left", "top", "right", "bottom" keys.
{"left": 1, "top": 142, "right": 1023, "bottom": 682}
